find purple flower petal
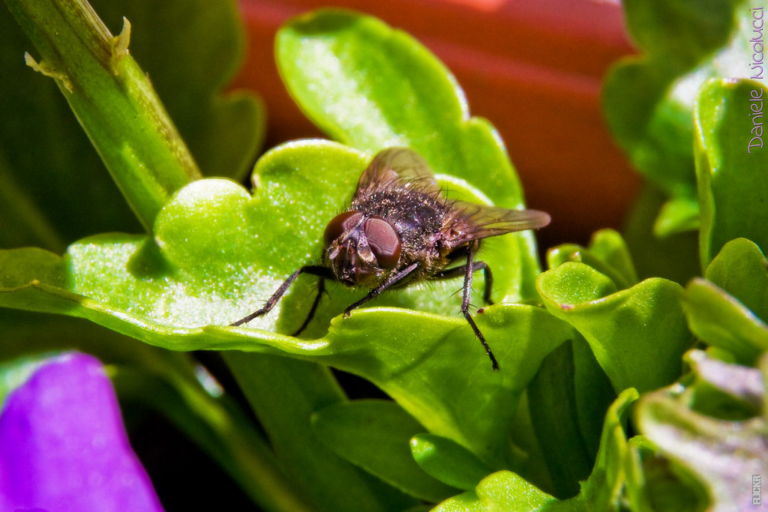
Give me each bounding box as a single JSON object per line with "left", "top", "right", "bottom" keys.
{"left": 0, "top": 353, "right": 164, "bottom": 512}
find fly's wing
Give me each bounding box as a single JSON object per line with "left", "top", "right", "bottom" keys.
{"left": 442, "top": 201, "right": 551, "bottom": 252}
{"left": 356, "top": 147, "right": 440, "bottom": 196}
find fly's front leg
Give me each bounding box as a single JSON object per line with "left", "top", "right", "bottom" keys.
{"left": 343, "top": 263, "right": 420, "bottom": 317}
{"left": 231, "top": 265, "right": 335, "bottom": 327}
{"left": 461, "top": 242, "right": 500, "bottom": 370}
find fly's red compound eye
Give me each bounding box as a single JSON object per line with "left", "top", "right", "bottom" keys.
{"left": 364, "top": 216, "right": 401, "bottom": 269}
{"left": 324, "top": 211, "right": 363, "bottom": 248}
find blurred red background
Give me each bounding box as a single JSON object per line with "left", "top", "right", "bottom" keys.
{"left": 232, "top": 0, "right": 638, "bottom": 247}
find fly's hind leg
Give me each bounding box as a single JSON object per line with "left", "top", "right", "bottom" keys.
{"left": 432, "top": 242, "right": 499, "bottom": 370}
{"left": 430, "top": 260, "right": 494, "bottom": 305}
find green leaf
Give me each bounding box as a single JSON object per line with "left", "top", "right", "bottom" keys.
{"left": 636, "top": 355, "right": 768, "bottom": 511}
{"left": 0, "top": 140, "right": 571, "bottom": 467}
{"left": 433, "top": 471, "right": 556, "bottom": 512}
{"left": 654, "top": 195, "right": 700, "bottom": 237}
{"left": 684, "top": 238, "right": 768, "bottom": 364}
{"left": 224, "top": 353, "right": 415, "bottom": 512}
{"left": 528, "top": 341, "right": 595, "bottom": 498}
{"left": 685, "top": 349, "right": 763, "bottom": 420}
{"left": 311, "top": 400, "right": 458, "bottom": 502}
{"left": 546, "top": 229, "right": 637, "bottom": 290}
{"left": 622, "top": 1, "right": 735, "bottom": 69}
{"left": 507, "top": 391, "right": 556, "bottom": 495}
{"left": 320, "top": 306, "right": 573, "bottom": 468}
{"left": 0, "top": 247, "right": 65, "bottom": 290}
{"left": 570, "top": 388, "right": 640, "bottom": 511}
{"left": 632, "top": 454, "right": 706, "bottom": 512}
{"left": 432, "top": 389, "right": 639, "bottom": 511}
{"left": 622, "top": 184, "right": 701, "bottom": 285}
{"left": 603, "top": 0, "right": 753, "bottom": 233}
{"left": 527, "top": 337, "right": 616, "bottom": 499}
{"left": 623, "top": 436, "right": 655, "bottom": 512}
{"left": 705, "top": 238, "right": 768, "bottom": 324}
{"left": 276, "top": 9, "right": 541, "bottom": 302}
{"left": 696, "top": 78, "right": 768, "bottom": 269}
{"left": 625, "top": 434, "right": 707, "bottom": 512}
{"left": 684, "top": 278, "right": 768, "bottom": 365}
{"left": 410, "top": 434, "right": 494, "bottom": 491}
{"left": 572, "top": 337, "right": 617, "bottom": 461}
{"left": 537, "top": 262, "right": 692, "bottom": 393}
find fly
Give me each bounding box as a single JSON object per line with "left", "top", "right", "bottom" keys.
{"left": 231, "top": 148, "right": 551, "bottom": 370}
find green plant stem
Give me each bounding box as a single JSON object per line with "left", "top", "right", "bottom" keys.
{"left": 4, "top": 0, "right": 201, "bottom": 231}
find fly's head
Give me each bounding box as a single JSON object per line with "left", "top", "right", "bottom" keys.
{"left": 323, "top": 211, "right": 401, "bottom": 288}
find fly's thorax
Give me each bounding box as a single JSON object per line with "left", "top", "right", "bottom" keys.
{"left": 352, "top": 188, "right": 446, "bottom": 251}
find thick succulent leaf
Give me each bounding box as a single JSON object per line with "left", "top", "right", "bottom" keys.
{"left": 603, "top": 0, "right": 752, "bottom": 234}
{"left": 622, "top": 184, "right": 700, "bottom": 285}
{"left": 684, "top": 278, "right": 768, "bottom": 365}
{"left": 527, "top": 337, "right": 616, "bottom": 499}
{"left": 506, "top": 392, "right": 556, "bottom": 495}
{"left": 625, "top": 435, "right": 707, "bottom": 512}
{"left": 654, "top": 196, "right": 701, "bottom": 238}
{"left": 0, "top": 140, "right": 571, "bottom": 468}
{"left": 571, "top": 337, "right": 617, "bottom": 461}
{"left": 433, "top": 389, "right": 639, "bottom": 511}
{"left": 0, "top": 0, "right": 262, "bottom": 248}
{"left": 636, "top": 355, "right": 768, "bottom": 511}
{"left": 568, "top": 388, "right": 640, "bottom": 511}
{"left": 696, "top": 78, "right": 768, "bottom": 269}
{"left": 705, "top": 238, "right": 768, "bottom": 324}
{"left": 537, "top": 262, "right": 692, "bottom": 393}
{"left": 685, "top": 238, "right": 768, "bottom": 364}
{"left": 410, "top": 434, "right": 494, "bottom": 491}
{"left": 224, "top": 353, "right": 414, "bottom": 512}
{"left": 624, "top": 436, "right": 654, "bottom": 512}
{"left": 432, "top": 471, "right": 556, "bottom": 512}
{"left": 546, "top": 229, "right": 637, "bottom": 290}
{"left": 527, "top": 341, "right": 595, "bottom": 499}
{"left": 319, "top": 306, "right": 573, "bottom": 468}
{"left": 685, "top": 349, "right": 763, "bottom": 420}
{"left": 276, "top": 9, "right": 541, "bottom": 302}
{"left": 310, "top": 400, "right": 458, "bottom": 502}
